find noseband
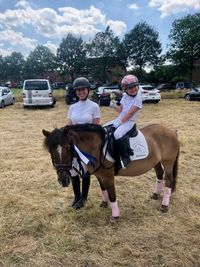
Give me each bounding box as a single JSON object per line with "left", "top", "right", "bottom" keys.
{"left": 54, "top": 163, "right": 71, "bottom": 172}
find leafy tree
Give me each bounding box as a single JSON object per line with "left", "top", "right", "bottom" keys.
{"left": 0, "top": 56, "right": 6, "bottom": 82}
{"left": 57, "top": 34, "right": 86, "bottom": 81}
{"left": 129, "top": 67, "right": 148, "bottom": 83}
{"left": 3, "top": 52, "right": 25, "bottom": 82}
{"left": 123, "top": 21, "right": 162, "bottom": 76}
{"left": 24, "top": 45, "right": 56, "bottom": 79}
{"left": 149, "top": 64, "right": 182, "bottom": 84}
{"left": 86, "top": 26, "right": 122, "bottom": 82}
{"left": 167, "top": 13, "right": 200, "bottom": 80}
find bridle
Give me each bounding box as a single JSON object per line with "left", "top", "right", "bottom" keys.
{"left": 53, "top": 142, "right": 74, "bottom": 173}
{"left": 54, "top": 163, "right": 72, "bottom": 172}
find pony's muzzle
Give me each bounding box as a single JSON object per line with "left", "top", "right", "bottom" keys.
{"left": 56, "top": 168, "right": 71, "bottom": 187}
{"left": 57, "top": 173, "right": 71, "bottom": 187}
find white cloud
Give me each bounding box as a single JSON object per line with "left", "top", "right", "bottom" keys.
{"left": 0, "top": 47, "right": 12, "bottom": 57}
{"left": 0, "top": 3, "right": 126, "bottom": 38}
{"left": 0, "top": 2, "right": 127, "bottom": 55}
{"left": 15, "top": 0, "right": 29, "bottom": 8}
{"left": 106, "top": 20, "right": 127, "bottom": 36}
{"left": 128, "top": 3, "right": 139, "bottom": 10}
{"left": 149, "top": 0, "right": 200, "bottom": 18}
{"left": 58, "top": 5, "right": 106, "bottom": 25}
{"left": 0, "top": 29, "right": 37, "bottom": 49}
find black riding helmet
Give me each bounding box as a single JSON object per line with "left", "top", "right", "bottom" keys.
{"left": 73, "top": 77, "right": 91, "bottom": 90}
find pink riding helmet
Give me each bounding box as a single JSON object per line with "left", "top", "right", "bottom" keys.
{"left": 121, "top": 74, "right": 139, "bottom": 89}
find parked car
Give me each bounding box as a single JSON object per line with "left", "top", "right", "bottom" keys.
{"left": 0, "top": 87, "right": 15, "bottom": 108}
{"left": 8, "top": 82, "right": 22, "bottom": 88}
{"left": 139, "top": 84, "right": 161, "bottom": 103}
{"left": 176, "top": 82, "right": 193, "bottom": 90}
{"left": 22, "top": 79, "right": 56, "bottom": 108}
{"left": 157, "top": 83, "right": 176, "bottom": 91}
{"left": 91, "top": 85, "right": 122, "bottom": 106}
{"left": 65, "top": 84, "right": 79, "bottom": 105}
{"left": 184, "top": 87, "right": 200, "bottom": 101}
{"left": 52, "top": 82, "right": 66, "bottom": 90}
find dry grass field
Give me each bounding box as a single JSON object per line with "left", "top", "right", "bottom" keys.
{"left": 0, "top": 92, "right": 200, "bottom": 267}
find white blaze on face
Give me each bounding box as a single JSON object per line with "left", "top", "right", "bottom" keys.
{"left": 57, "top": 145, "right": 62, "bottom": 160}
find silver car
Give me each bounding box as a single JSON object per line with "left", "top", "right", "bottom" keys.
{"left": 0, "top": 87, "right": 15, "bottom": 108}
{"left": 23, "top": 79, "right": 56, "bottom": 108}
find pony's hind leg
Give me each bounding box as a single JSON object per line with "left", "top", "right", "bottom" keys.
{"left": 152, "top": 162, "right": 164, "bottom": 200}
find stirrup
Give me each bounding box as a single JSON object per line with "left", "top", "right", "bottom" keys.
{"left": 120, "top": 157, "right": 126, "bottom": 169}
{"left": 120, "top": 157, "right": 131, "bottom": 169}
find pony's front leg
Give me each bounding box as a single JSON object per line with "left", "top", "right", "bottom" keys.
{"left": 97, "top": 178, "right": 109, "bottom": 208}
{"left": 102, "top": 176, "right": 120, "bottom": 219}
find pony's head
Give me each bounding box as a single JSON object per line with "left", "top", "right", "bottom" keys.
{"left": 42, "top": 127, "right": 73, "bottom": 187}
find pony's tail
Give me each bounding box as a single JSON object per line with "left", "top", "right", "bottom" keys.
{"left": 172, "top": 148, "right": 179, "bottom": 192}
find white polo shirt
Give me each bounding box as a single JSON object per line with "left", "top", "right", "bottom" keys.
{"left": 68, "top": 99, "right": 100, "bottom": 124}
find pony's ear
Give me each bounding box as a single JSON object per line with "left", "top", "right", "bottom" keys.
{"left": 63, "top": 126, "right": 69, "bottom": 135}
{"left": 42, "top": 129, "right": 50, "bottom": 137}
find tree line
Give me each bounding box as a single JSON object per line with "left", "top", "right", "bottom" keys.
{"left": 0, "top": 13, "right": 200, "bottom": 85}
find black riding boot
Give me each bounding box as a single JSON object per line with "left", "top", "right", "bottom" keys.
{"left": 70, "top": 175, "right": 82, "bottom": 208}
{"left": 116, "top": 137, "right": 131, "bottom": 168}
{"left": 82, "top": 172, "right": 91, "bottom": 201}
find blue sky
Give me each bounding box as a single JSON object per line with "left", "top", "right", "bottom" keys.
{"left": 0, "top": 0, "right": 199, "bottom": 57}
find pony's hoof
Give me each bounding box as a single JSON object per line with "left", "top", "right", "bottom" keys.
{"left": 100, "top": 201, "right": 108, "bottom": 208}
{"left": 151, "top": 193, "right": 160, "bottom": 200}
{"left": 69, "top": 199, "right": 78, "bottom": 208}
{"left": 72, "top": 199, "right": 85, "bottom": 210}
{"left": 109, "top": 216, "right": 119, "bottom": 224}
{"left": 160, "top": 205, "right": 169, "bottom": 213}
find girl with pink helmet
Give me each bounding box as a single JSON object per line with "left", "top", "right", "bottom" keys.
{"left": 109, "top": 74, "right": 143, "bottom": 168}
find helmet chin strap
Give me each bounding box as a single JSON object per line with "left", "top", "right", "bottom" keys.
{"left": 126, "top": 92, "right": 137, "bottom": 97}
{"left": 77, "top": 89, "right": 89, "bottom": 101}
{"left": 79, "top": 93, "right": 89, "bottom": 101}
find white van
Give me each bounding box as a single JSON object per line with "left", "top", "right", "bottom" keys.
{"left": 22, "top": 79, "right": 56, "bottom": 108}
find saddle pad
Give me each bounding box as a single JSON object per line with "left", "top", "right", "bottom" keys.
{"left": 104, "top": 130, "right": 149, "bottom": 162}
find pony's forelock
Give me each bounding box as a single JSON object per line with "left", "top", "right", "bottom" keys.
{"left": 43, "top": 128, "right": 66, "bottom": 151}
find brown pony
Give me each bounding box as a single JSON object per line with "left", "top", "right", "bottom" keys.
{"left": 43, "top": 123, "right": 180, "bottom": 220}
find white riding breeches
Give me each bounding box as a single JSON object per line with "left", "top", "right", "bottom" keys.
{"left": 104, "top": 119, "right": 135, "bottom": 139}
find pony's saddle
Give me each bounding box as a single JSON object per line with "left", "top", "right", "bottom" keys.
{"left": 103, "top": 124, "right": 138, "bottom": 163}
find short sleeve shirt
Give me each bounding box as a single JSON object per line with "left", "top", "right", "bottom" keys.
{"left": 68, "top": 99, "right": 100, "bottom": 125}
{"left": 119, "top": 93, "right": 142, "bottom": 123}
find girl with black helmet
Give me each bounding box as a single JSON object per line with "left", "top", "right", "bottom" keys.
{"left": 67, "top": 77, "right": 100, "bottom": 209}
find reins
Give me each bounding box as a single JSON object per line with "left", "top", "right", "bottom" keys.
{"left": 50, "top": 125, "right": 116, "bottom": 177}
{"left": 69, "top": 128, "right": 115, "bottom": 176}
{"left": 98, "top": 130, "right": 115, "bottom": 170}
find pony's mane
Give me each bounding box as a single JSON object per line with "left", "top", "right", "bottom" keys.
{"left": 43, "top": 124, "right": 105, "bottom": 151}
{"left": 66, "top": 123, "right": 105, "bottom": 139}
{"left": 43, "top": 128, "right": 66, "bottom": 151}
